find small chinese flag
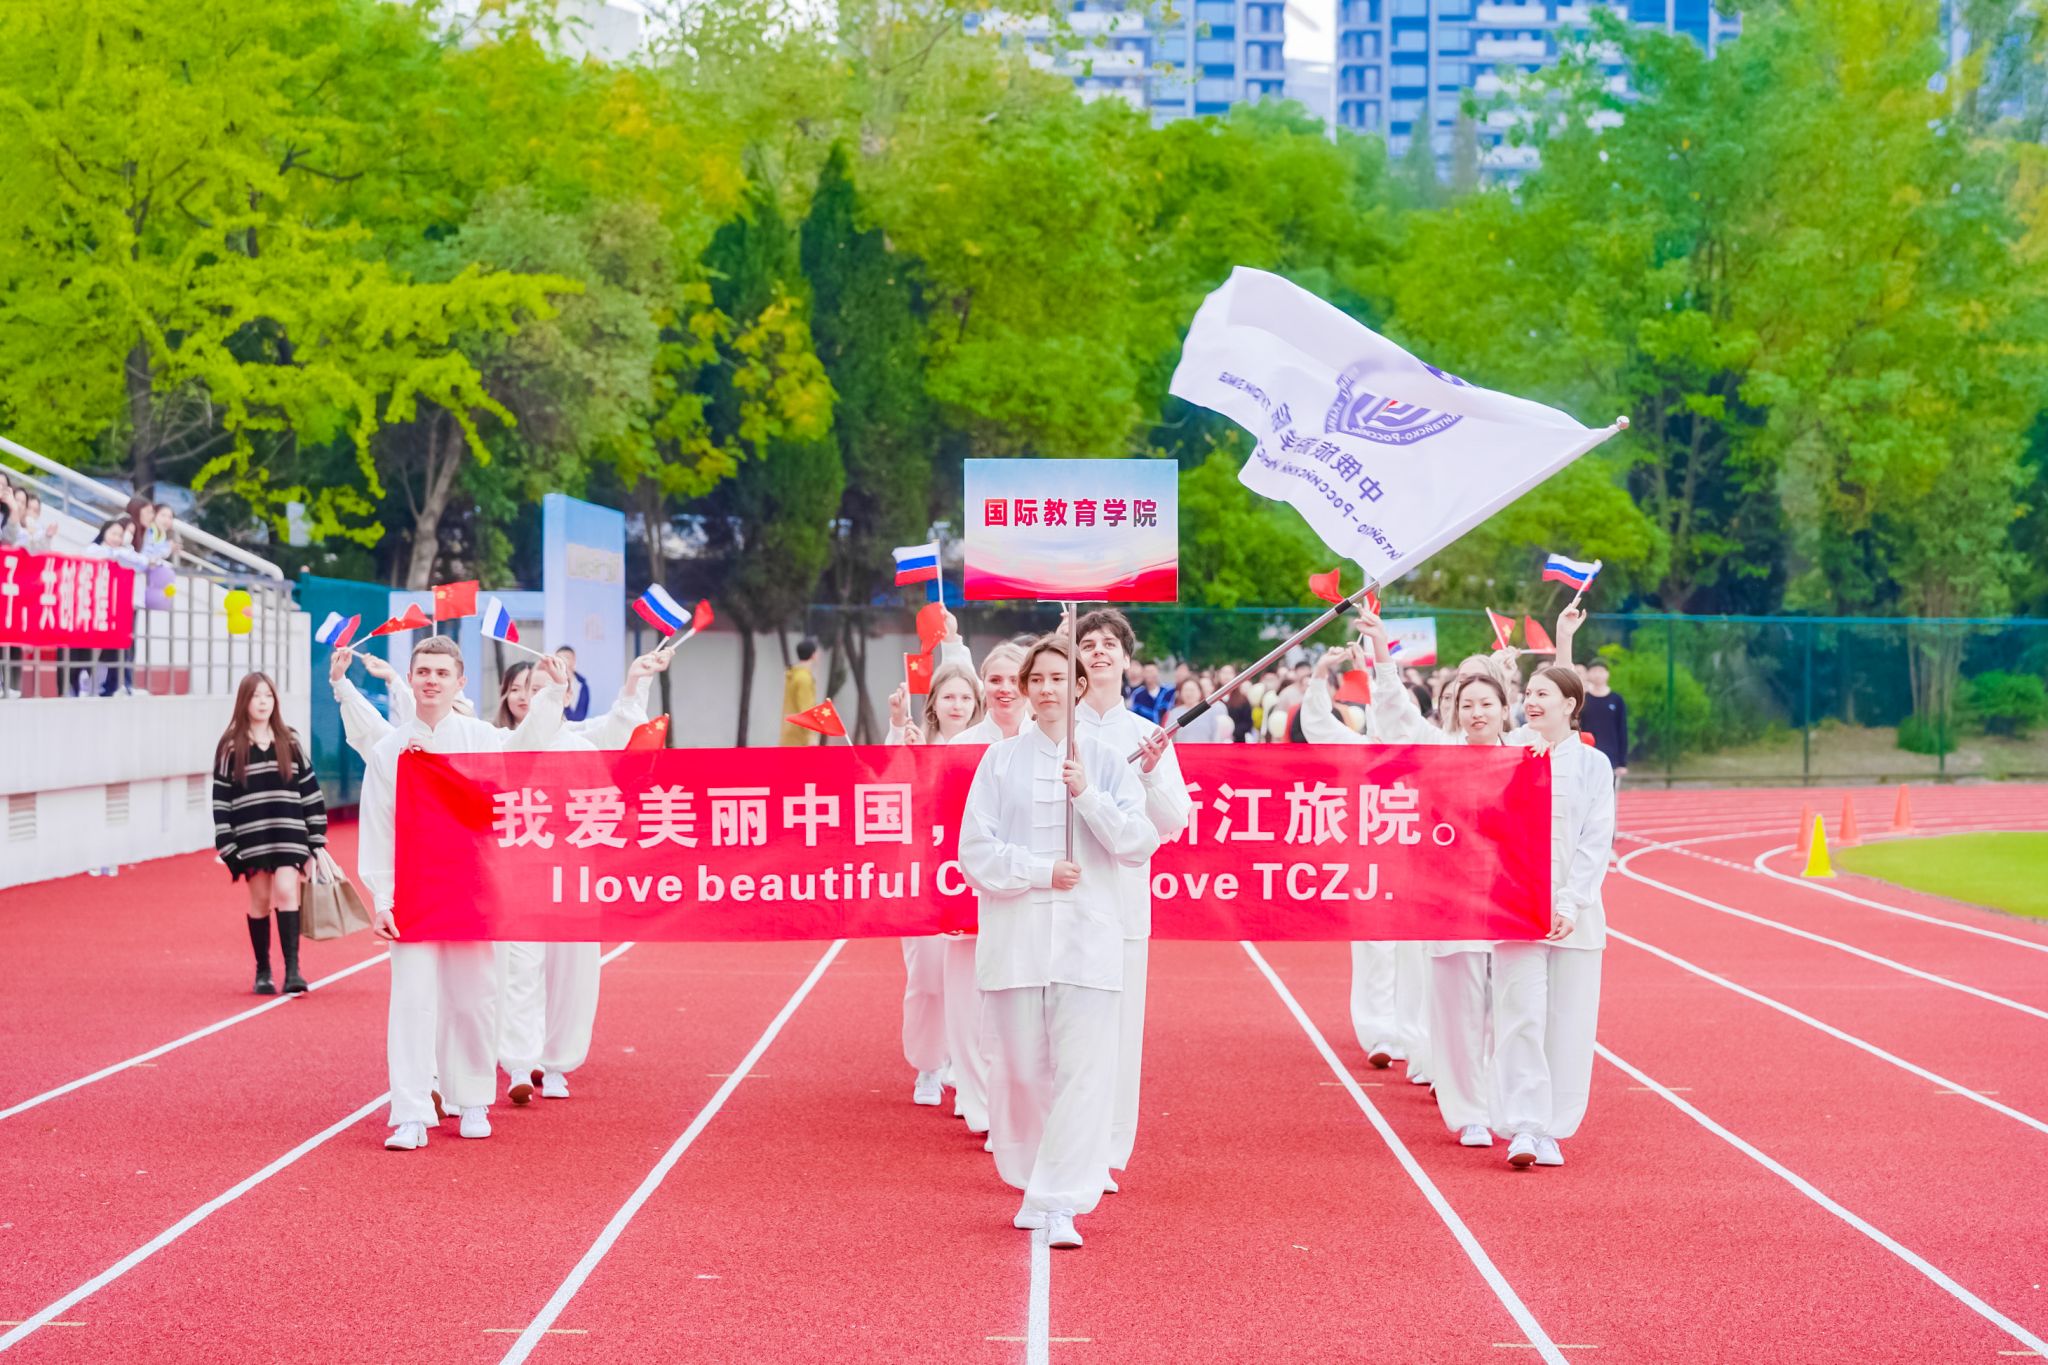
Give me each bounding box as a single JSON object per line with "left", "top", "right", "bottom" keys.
{"left": 368, "top": 604, "right": 432, "bottom": 638}
{"left": 1523, "top": 616, "right": 1556, "bottom": 653}
{"left": 1336, "top": 668, "right": 1373, "bottom": 705}
{"left": 1365, "top": 589, "right": 1381, "bottom": 615}
{"left": 626, "top": 715, "right": 669, "bottom": 751}
{"left": 432, "top": 579, "right": 479, "bottom": 622}
{"left": 915, "top": 601, "right": 947, "bottom": 653}
{"left": 905, "top": 650, "right": 935, "bottom": 695}
{"left": 785, "top": 699, "right": 847, "bottom": 738}
{"left": 691, "top": 599, "right": 715, "bottom": 634}
{"left": 1487, "top": 608, "right": 1517, "bottom": 651}
{"left": 1308, "top": 568, "right": 1343, "bottom": 605}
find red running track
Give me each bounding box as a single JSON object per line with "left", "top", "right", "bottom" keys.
{"left": 1, "top": 785, "right": 2043, "bottom": 1361}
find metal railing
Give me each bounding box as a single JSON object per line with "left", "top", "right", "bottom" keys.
{"left": 1, "top": 569, "right": 296, "bottom": 700}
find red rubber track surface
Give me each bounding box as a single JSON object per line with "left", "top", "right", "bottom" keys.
{"left": 2, "top": 786, "right": 2042, "bottom": 1362}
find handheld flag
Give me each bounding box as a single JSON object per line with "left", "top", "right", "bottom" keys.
{"left": 480, "top": 597, "right": 519, "bottom": 645}
{"left": 893, "top": 542, "right": 941, "bottom": 587}
{"left": 1335, "top": 668, "right": 1373, "bottom": 705}
{"left": 906, "top": 651, "right": 935, "bottom": 695}
{"left": 785, "top": 699, "right": 846, "bottom": 738}
{"left": 691, "top": 599, "right": 715, "bottom": 634}
{"left": 1487, "top": 608, "right": 1516, "bottom": 651}
{"left": 1169, "top": 268, "right": 1626, "bottom": 582}
{"left": 314, "top": 612, "right": 361, "bottom": 648}
{"left": 1542, "top": 554, "right": 1602, "bottom": 593}
{"left": 432, "top": 580, "right": 479, "bottom": 622}
{"left": 625, "top": 715, "right": 669, "bottom": 751}
{"left": 1308, "top": 569, "right": 1343, "bottom": 605}
{"left": 1523, "top": 616, "right": 1556, "bottom": 653}
{"left": 916, "top": 601, "right": 948, "bottom": 653}
{"left": 1366, "top": 588, "right": 1381, "bottom": 616}
{"left": 633, "top": 585, "right": 689, "bottom": 637}
{"left": 368, "top": 604, "right": 432, "bottom": 638}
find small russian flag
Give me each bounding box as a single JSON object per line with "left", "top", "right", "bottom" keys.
{"left": 892, "top": 542, "right": 941, "bottom": 586}
{"left": 313, "top": 612, "right": 360, "bottom": 648}
{"left": 633, "top": 584, "right": 689, "bottom": 636}
{"left": 1542, "top": 554, "right": 1601, "bottom": 592}
{"left": 480, "top": 596, "right": 519, "bottom": 645}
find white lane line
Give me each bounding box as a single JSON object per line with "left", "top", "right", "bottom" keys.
{"left": 0, "top": 951, "right": 392, "bottom": 1123}
{"left": 0, "top": 942, "right": 641, "bottom": 1354}
{"left": 0, "top": 1093, "right": 392, "bottom": 1352}
{"left": 1027, "top": 1226, "right": 1051, "bottom": 1365}
{"left": 1749, "top": 845, "right": 2048, "bottom": 955}
{"left": 497, "top": 940, "right": 845, "bottom": 1365}
{"left": 1615, "top": 843, "right": 2048, "bottom": 1025}
{"left": 1243, "top": 943, "right": 1568, "bottom": 1365}
{"left": 1606, "top": 928, "right": 2048, "bottom": 1138}
{"left": 1598, "top": 1043, "right": 2048, "bottom": 1358}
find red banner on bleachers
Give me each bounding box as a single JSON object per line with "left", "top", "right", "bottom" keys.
{"left": 0, "top": 546, "right": 135, "bottom": 648}
{"left": 393, "top": 743, "right": 1552, "bottom": 943}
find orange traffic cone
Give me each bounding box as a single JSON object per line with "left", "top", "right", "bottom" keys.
{"left": 1839, "top": 794, "right": 1863, "bottom": 847}
{"left": 1800, "top": 816, "right": 1834, "bottom": 878}
{"left": 1797, "top": 804, "right": 1815, "bottom": 853}
{"left": 1893, "top": 785, "right": 1915, "bottom": 835}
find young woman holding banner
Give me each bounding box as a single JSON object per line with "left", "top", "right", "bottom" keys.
{"left": 887, "top": 663, "right": 988, "bottom": 1115}
{"left": 1491, "top": 665, "right": 1613, "bottom": 1169}
{"left": 1313, "top": 620, "right": 1515, "bottom": 1152}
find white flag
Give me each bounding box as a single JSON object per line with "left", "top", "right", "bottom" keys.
{"left": 1169, "top": 268, "right": 1625, "bottom": 584}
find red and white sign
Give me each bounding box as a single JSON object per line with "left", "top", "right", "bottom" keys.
{"left": 0, "top": 547, "right": 135, "bottom": 649}
{"left": 394, "top": 745, "right": 1551, "bottom": 943}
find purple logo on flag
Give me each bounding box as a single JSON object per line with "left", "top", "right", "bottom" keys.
{"left": 1325, "top": 362, "right": 1466, "bottom": 445}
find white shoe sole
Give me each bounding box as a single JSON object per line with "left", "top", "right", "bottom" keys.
{"left": 1459, "top": 1131, "right": 1493, "bottom": 1148}
{"left": 1048, "top": 1228, "right": 1083, "bottom": 1250}
{"left": 1014, "top": 1211, "right": 1046, "bottom": 1230}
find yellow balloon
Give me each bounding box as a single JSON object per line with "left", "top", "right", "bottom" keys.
{"left": 223, "top": 588, "right": 254, "bottom": 637}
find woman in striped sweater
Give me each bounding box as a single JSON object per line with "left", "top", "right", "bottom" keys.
{"left": 213, "top": 672, "right": 328, "bottom": 995}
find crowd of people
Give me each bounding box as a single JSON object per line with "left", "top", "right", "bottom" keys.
{"left": 199, "top": 592, "right": 1618, "bottom": 1251}
{"left": 2, "top": 475, "right": 186, "bottom": 699}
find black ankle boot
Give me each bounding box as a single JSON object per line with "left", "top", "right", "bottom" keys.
{"left": 277, "top": 910, "right": 307, "bottom": 994}
{"left": 248, "top": 914, "right": 275, "bottom": 995}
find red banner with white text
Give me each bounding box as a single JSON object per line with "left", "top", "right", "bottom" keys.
{"left": 0, "top": 546, "right": 135, "bottom": 649}
{"left": 394, "top": 744, "right": 1552, "bottom": 942}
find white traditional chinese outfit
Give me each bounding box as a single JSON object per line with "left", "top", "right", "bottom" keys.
{"left": 1346, "top": 660, "right": 1500, "bottom": 1136}
{"left": 1492, "top": 732, "right": 1612, "bottom": 1143}
{"left": 1073, "top": 691, "right": 1191, "bottom": 1173}
{"left": 960, "top": 726, "right": 1159, "bottom": 1220}
{"left": 1299, "top": 674, "right": 1434, "bottom": 1084}
{"left": 357, "top": 683, "right": 565, "bottom": 1128}
{"left": 344, "top": 674, "right": 650, "bottom": 1096}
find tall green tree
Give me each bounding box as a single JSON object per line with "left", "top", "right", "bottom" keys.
{"left": 800, "top": 143, "right": 936, "bottom": 738}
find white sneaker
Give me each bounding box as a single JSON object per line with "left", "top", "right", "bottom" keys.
{"left": 1534, "top": 1137, "right": 1564, "bottom": 1167}
{"left": 1507, "top": 1133, "right": 1538, "bottom": 1168}
{"left": 1046, "top": 1211, "right": 1083, "bottom": 1249}
{"left": 541, "top": 1070, "right": 570, "bottom": 1099}
{"left": 384, "top": 1122, "right": 429, "bottom": 1151}
{"left": 1013, "top": 1207, "right": 1046, "bottom": 1231}
{"left": 1459, "top": 1124, "right": 1493, "bottom": 1148}
{"left": 1366, "top": 1041, "right": 1395, "bottom": 1069}
{"left": 1408, "top": 1069, "right": 1432, "bottom": 1086}
{"left": 1102, "top": 1172, "right": 1120, "bottom": 1194}
{"left": 912, "top": 1070, "right": 944, "bottom": 1106}
{"left": 983, "top": 1136, "right": 994, "bottom": 1154}
{"left": 459, "top": 1106, "right": 492, "bottom": 1139}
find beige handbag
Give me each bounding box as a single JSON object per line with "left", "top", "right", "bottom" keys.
{"left": 303, "top": 848, "right": 373, "bottom": 941}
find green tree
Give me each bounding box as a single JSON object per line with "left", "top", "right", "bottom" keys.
{"left": 801, "top": 143, "right": 936, "bottom": 737}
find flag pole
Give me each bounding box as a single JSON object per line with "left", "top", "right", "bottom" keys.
{"left": 1064, "top": 598, "right": 1077, "bottom": 861}
{"left": 1126, "top": 580, "right": 1379, "bottom": 762}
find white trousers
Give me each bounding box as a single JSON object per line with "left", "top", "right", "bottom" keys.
{"left": 388, "top": 940, "right": 497, "bottom": 1126}
{"left": 901, "top": 936, "right": 949, "bottom": 1074}
{"left": 1349, "top": 942, "right": 1430, "bottom": 1067}
{"left": 984, "top": 983, "right": 1118, "bottom": 1218}
{"left": 1490, "top": 943, "right": 1603, "bottom": 1140}
{"left": 942, "top": 936, "right": 990, "bottom": 1131}
{"left": 496, "top": 942, "right": 601, "bottom": 1079}
{"left": 1428, "top": 951, "right": 1492, "bottom": 1133}
{"left": 1108, "top": 937, "right": 1147, "bottom": 1171}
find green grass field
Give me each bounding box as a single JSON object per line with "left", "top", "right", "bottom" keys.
{"left": 1836, "top": 833, "right": 2048, "bottom": 921}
